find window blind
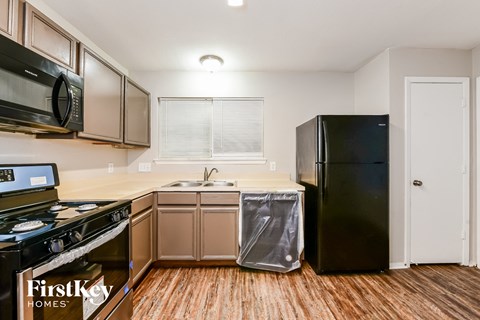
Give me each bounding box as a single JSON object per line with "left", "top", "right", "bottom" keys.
{"left": 159, "top": 98, "right": 263, "bottom": 160}
{"left": 213, "top": 99, "right": 263, "bottom": 157}
{"left": 159, "top": 99, "right": 212, "bottom": 158}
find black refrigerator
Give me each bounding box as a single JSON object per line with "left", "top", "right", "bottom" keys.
{"left": 296, "top": 115, "right": 389, "bottom": 274}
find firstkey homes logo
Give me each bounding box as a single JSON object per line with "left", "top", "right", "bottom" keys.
{"left": 27, "top": 278, "right": 113, "bottom": 309}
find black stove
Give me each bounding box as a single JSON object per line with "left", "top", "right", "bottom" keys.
{"left": 0, "top": 164, "right": 132, "bottom": 320}
{"left": 0, "top": 199, "right": 125, "bottom": 243}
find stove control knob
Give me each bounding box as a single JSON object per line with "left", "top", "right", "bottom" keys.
{"left": 121, "top": 208, "right": 129, "bottom": 219}
{"left": 69, "top": 231, "right": 83, "bottom": 243}
{"left": 49, "top": 239, "right": 64, "bottom": 253}
{"left": 111, "top": 212, "right": 121, "bottom": 222}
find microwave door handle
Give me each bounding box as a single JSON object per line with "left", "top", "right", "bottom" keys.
{"left": 52, "top": 73, "right": 73, "bottom": 127}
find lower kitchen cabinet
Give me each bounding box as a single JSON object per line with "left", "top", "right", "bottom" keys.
{"left": 157, "top": 207, "right": 197, "bottom": 260}
{"left": 156, "top": 192, "right": 239, "bottom": 262}
{"left": 200, "top": 207, "right": 238, "bottom": 260}
{"left": 131, "top": 193, "right": 153, "bottom": 285}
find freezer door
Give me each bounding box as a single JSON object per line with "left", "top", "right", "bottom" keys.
{"left": 315, "top": 163, "right": 389, "bottom": 273}
{"left": 320, "top": 115, "right": 389, "bottom": 163}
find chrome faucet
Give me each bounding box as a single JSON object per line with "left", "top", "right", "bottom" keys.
{"left": 204, "top": 167, "right": 218, "bottom": 181}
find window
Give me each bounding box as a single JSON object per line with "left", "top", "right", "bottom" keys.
{"left": 158, "top": 98, "right": 264, "bottom": 161}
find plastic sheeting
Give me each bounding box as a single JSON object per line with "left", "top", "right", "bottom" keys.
{"left": 236, "top": 192, "right": 304, "bottom": 273}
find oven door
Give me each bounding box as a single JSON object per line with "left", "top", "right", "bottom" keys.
{"left": 17, "top": 220, "right": 132, "bottom": 320}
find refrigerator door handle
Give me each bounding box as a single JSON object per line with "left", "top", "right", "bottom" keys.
{"left": 322, "top": 164, "right": 328, "bottom": 201}
{"left": 322, "top": 120, "right": 329, "bottom": 162}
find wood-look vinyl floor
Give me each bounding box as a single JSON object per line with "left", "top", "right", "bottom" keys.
{"left": 132, "top": 263, "right": 480, "bottom": 320}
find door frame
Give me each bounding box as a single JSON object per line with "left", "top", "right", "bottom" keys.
{"left": 477, "top": 77, "right": 480, "bottom": 269}
{"left": 404, "top": 76, "right": 470, "bottom": 267}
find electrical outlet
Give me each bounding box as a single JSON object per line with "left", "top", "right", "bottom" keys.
{"left": 138, "top": 162, "right": 152, "bottom": 172}
{"left": 107, "top": 162, "right": 114, "bottom": 173}
{"left": 269, "top": 161, "right": 276, "bottom": 171}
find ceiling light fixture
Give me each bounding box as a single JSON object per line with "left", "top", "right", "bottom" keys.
{"left": 228, "top": 0, "right": 244, "bottom": 7}
{"left": 199, "top": 55, "right": 224, "bottom": 73}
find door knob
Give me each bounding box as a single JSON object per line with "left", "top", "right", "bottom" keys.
{"left": 413, "top": 180, "right": 423, "bottom": 186}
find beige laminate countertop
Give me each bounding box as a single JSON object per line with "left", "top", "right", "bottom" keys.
{"left": 57, "top": 173, "right": 304, "bottom": 201}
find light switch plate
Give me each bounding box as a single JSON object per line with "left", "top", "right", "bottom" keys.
{"left": 138, "top": 162, "right": 152, "bottom": 172}
{"left": 269, "top": 161, "right": 276, "bottom": 171}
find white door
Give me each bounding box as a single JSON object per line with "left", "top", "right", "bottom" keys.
{"left": 406, "top": 77, "right": 469, "bottom": 265}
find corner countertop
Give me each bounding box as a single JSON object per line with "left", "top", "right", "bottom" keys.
{"left": 57, "top": 173, "right": 305, "bottom": 201}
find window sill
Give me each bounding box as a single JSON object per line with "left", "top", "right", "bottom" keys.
{"left": 153, "top": 158, "right": 267, "bottom": 165}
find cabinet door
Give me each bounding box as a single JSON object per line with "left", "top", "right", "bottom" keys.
{"left": 200, "top": 207, "right": 239, "bottom": 260}
{"left": 157, "top": 207, "right": 197, "bottom": 260}
{"left": 0, "top": 0, "right": 17, "bottom": 41}
{"left": 23, "top": 3, "right": 77, "bottom": 71}
{"left": 131, "top": 209, "right": 152, "bottom": 285}
{"left": 124, "top": 78, "right": 150, "bottom": 147}
{"left": 78, "top": 45, "right": 124, "bottom": 143}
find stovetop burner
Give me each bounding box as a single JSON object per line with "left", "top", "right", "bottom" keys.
{"left": 77, "top": 203, "right": 98, "bottom": 211}
{"left": 49, "top": 204, "right": 67, "bottom": 212}
{"left": 11, "top": 220, "right": 46, "bottom": 232}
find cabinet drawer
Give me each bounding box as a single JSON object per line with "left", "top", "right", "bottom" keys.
{"left": 157, "top": 192, "right": 197, "bottom": 205}
{"left": 200, "top": 193, "right": 239, "bottom": 205}
{"left": 132, "top": 193, "right": 153, "bottom": 214}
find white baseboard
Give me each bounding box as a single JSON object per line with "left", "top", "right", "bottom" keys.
{"left": 389, "top": 262, "right": 409, "bottom": 269}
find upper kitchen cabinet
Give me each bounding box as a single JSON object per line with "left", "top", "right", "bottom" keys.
{"left": 124, "top": 78, "right": 151, "bottom": 147}
{"left": 0, "top": 0, "right": 18, "bottom": 41}
{"left": 78, "top": 44, "right": 124, "bottom": 143}
{"left": 22, "top": 2, "right": 78, "bottom": 72}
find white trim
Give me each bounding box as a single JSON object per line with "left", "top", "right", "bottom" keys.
{"left": 154, "top": 158, "right": 267, "bottom": 165}
{"left": 404, "top": 76, "right": 470, "bottom": 267}
{"left": 404, "top": 78, "right": 412, "bottom": 268}
{"left": 389, "top": 262, "right": 409, "bottom": 270}
{"left": 477, "top": 77, "right": 480, "bottom": 269}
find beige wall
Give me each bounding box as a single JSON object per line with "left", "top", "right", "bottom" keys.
{"left": 0, "top": 132, "right": 129, "bottom": 181}
{"left": 473, "top": 46, "right": 480, "bottom": 77}
{"left": 355, "top": 48, "right": 473, "bottom": 267}
{"left": 354, "top": 50, "right": 390, "bottom": 114}
{"left": 127, "top": 71, "right": 355, "bottom": 179}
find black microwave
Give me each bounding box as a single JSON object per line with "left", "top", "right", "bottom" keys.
{"left": 0, "top": 35, "right": 83, "bottom": 134}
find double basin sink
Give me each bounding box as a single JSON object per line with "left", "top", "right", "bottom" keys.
{"left": 163, "top": 180, "right": 236, "bottom": 188}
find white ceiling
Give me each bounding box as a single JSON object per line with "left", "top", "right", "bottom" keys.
{"left": 44, "top": 0, "right": 480, "bottom": 72}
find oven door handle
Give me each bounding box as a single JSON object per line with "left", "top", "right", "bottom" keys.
{"left": 32, "top": 220, "right": 129, "bottom": 278}
{"left": 17, "top": 268, "right": 34, "bottom": 320}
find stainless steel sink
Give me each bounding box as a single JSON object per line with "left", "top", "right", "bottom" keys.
{"left": 203, "top": 181, "right": 235, "bottom": 187}
{"left": 162, "top": 180, "right": 236, "bottom": 187}
{"left": 164, "top": 181, "right": 203, "bottom": 187}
